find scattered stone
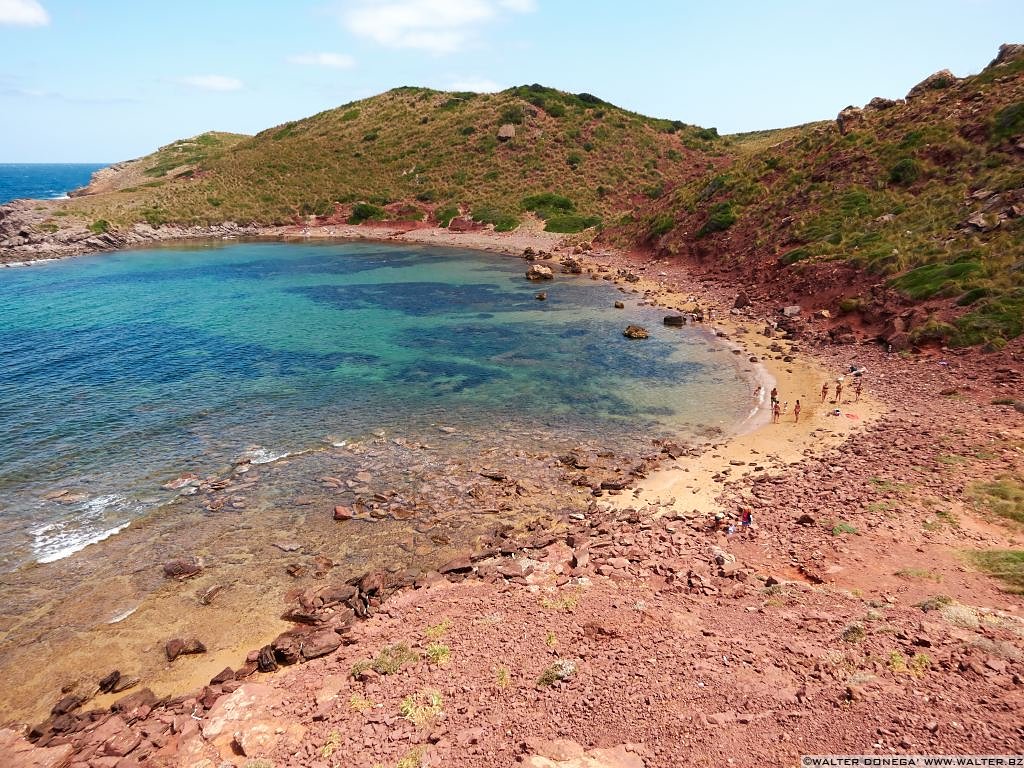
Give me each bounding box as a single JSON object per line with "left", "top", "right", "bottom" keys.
{"left": 333, "top": 505, "right": 354, "bottom": 521}
{"left": 623, "top": 325, "right": 649, "bottom": 339}
{"left": 662, "top": 315, "right": 686, "bottom": 327}
{"left": 614, "top": 301, "right": 625, "bottom": 309}
{"left": 165, "top": 637, "right": 207, "bottom": 662}
{"left": 162, "top": 558, "right": 202, "bottom": 580}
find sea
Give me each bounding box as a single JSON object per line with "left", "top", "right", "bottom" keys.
{"left": 0, "top": 241, "right": 759, "bottom": 570}
{"left": 0, "top": 162, "right": 107, "bottom": 204}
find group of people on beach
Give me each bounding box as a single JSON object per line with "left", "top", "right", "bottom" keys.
{"left": 762, "top": 385, "right": 800, "bottom": 424}
{"left": 820, "top": 374, "right": 862, "bottom": 405}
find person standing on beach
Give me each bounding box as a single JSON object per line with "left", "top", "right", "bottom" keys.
{"left": 770, "top": 387, "right": 779, "bottom": 408}
{"left": 772, "top": 401, "right": 781, "bottom": 423}
{"left": 854, "top": 380, "right": 862, "bottom": 401}
{"left": 820, "top": 382, "right": 829, "bottom": 402}
{"left": 834, "top": 380, "right": 844, "bottom": 404}
{"left": 794, "top": 400, "right": 802, "bottom": 423}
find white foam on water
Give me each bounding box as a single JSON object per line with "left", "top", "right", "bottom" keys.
{"left": 243, "top": 446, "right": 292, "bottom": 465}
{"left": 30, "top": 494, "right": 133, "bottom": 564}
{"left": 107, "top": 606, "right": 138, "bottom": 624}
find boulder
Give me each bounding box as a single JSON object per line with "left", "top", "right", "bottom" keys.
{"left": 866, "top": 96, "right": 899, "bottom": 111}
{"left": 333, "top": 505, "right": 353, "bottom": 521}
{"left": 497, "top": 124, "right": 516, "bottom": 141}
{"left": 623, "top": 325, "right": 649, "bottom": 339}
{"left": 733, "top": 292, "right": 751, "bottom": 309}
{"left": 527, "top": 264, "right": 554, "bottom": 280}
{"left": 782, "top": 305, "right": 801, "bottom": 317}
{"left": 907, "top": 69, "right": 957, "bottom": 99}
{"left": 448, "top": 216, "right": 478, "bottom": 232}
{"left": 836, "top": 106, "right": 864, "bottom": 135}
{"left": 662, "top": 315, "right": 686, "bottom": 327}
{"left": 990, "top": 43, "right": 1024, "bottom": 67}
{"left": 301, "top": 630, "right": 342, "bottom": 660}
{"left": 613, "top": 301, "right": 625, "bottom": 309}
{"left": 560, "top": 256, "right": 583, "bottom": 274}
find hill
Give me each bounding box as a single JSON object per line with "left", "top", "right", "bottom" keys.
{"left": 612, "top": 44, "right": 1024, "bottom": 349}
{"left": 57, "top": 85, "right": 722, "bottom": 235}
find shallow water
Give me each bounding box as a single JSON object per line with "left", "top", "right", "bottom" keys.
{"left": 0, "top": 240, "right": 753, "bottom": 569}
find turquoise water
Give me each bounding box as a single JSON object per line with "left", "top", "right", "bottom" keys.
{"left": 0, "top": 240, "right": 754, "bottom": 568}
{"left": 0, "top": 163, "right": 106, "bottom": 203}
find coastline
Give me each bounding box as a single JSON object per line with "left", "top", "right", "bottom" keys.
{"left": 1, "top": 222, "right": 1022, "bottom": 767}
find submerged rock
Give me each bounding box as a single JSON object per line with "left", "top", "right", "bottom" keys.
{"left": 623, "top": 325, "right": 649, "bottom": 339}
{"left": 165, "top": 637, "right": 207, "bottom": 662}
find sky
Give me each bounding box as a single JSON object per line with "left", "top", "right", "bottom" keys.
{"left": 0, "top": 0, "right": 1022, "bottom": 162}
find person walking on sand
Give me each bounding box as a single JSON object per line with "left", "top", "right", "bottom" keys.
{"left": 854, "top": 379, "right": 862, "bottom": 402}
{"left": 772, "top": 401, "right": 781, "bottom": 423}
{"left": 821, "top": 381, "right": 829, "bottom": 402}
{"left": 794, "top": 399, "right": 802, "bottom": 423}
{"left": 770, "top": 387, "right": 779, "bottom": 408}
{"left": 834, "top": 380, "right": 844, "bottom": 404}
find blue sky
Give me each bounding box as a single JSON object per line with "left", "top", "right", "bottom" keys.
{"left": 0, "top": 0, "right": 1021, "bottom": 162}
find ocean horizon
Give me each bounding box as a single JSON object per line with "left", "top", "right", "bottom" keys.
{"left": 0, "top": 162, "right": 108, "bottom": 205}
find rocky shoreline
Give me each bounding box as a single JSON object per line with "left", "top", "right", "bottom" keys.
{"left": 1, "top": 223, "right": 1022, "bottom": 767}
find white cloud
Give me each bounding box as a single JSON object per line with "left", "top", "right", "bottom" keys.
{"left": 447, "top": 77, "right": 501, "bottom": 92}
{"left": 339, "top": 0, "right": 535, "bottom": 54}
{"left": 287, "top": 52, "right": 357, "bottom": 69}
{"left": 177, "top": 75, "right": 243, "bottom": 92}
{"left": 0, "top": 0, "right": 49, "bottom": 26}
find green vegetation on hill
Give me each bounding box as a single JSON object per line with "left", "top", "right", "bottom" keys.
{"left": 140, "top": 132, "right": 249, "bottom": 179}
{"left": 612, "top": 45, "right": 1024, "bottom": 348}
{"left": 60, "top": 85, "right": 715, "bottom": 237}
{"left": 41, "top": 47, "right": 1024, "bottom": 349}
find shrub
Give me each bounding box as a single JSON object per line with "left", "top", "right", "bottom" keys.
{"left": 340, "top": 109, "right": 360, "bottom": 122}
{"left": 546, "top": 102, "right": 566, "bottom": 118}
{"left": 696, "top": 202, "right": 737, "bottom": 237}
{"left": 471, "top": 205, "right": 519, "bottom": 232}
{"left": 648, "top": 213, "right": 675, "bottom": 239}
{"left": 780, "top": 247, "right": 811, "bottom": 265}
{"left": 436, "top": 205, "right": 459, "bottom": 227}
{"left": 348, "top": 202, "right": 386, "bottom": 224}
{"left": 544, "top": 214, "right": 601, "bottom": 233}
{"left": 499, "top": 105, "right": 525, "bottom": 125}
{"left": 992, "top": 101, "right": 1024, "bottom": 142}
{"left": 696, "top": 127, "right": 719, "bottom": 141}
{"left": 521, "top": 193, "right": 575, "bottom": 219}
{"left": 566, "top": 153, "right": 582, "bottom": 169}
{"left": 888, "top": 158, "right": 921, "bottom": 186}
{"left": 362, "top": 130, "right": 379, "bottom": 142}
{"left": 88, "top": 219, "right": 110, "bottom": 234}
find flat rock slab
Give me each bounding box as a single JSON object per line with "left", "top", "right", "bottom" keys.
{"left": 524, "top": 741, "right": 646, "bottom": 768}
